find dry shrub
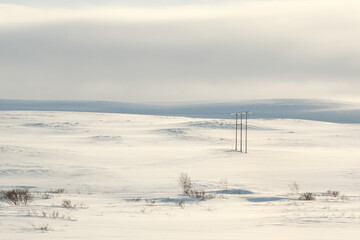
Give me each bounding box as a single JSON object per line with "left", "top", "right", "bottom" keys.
{"left": 340, "top": 195, "right": 350, "bottom": 201}
{"left": 188, "top": 189, "right": 206, "bottom": 200}
{"left": 32, "top": 224, "right": 51, "bottom": 232}
{"left": 220, "top": 179, "right": 228, "bottom": 192}
{"left": 289, "top": 182, "right": 299, "bottom": 194}
{"left": 327, "top": 190, "right": 340, "bottom": 197}
{"left": 1, "top": 189, "right": 33, "bottom": 205}
{"left": 189, "top": 189, "right": 215, "bottom": 200}
{"left": 179, "top": 173, "right": 192, "bottom": 195}
{"left": 178, "top": 201, "right": 185, "bottom": 208}
{"left": 51, "top": 188, "right": 66, "bottom": 194}
{"left": 62, "top": 199, "right": 73, "bottom": 208}
{"left": 299, "top": 192, "right": 316, "bottom": 201}
{"left": 39, "top": 224, "right": 51, "bottom": 232}
{"left": 178, "top": 173, "right": 215, "bottom": 200}
{"left": 41, "top": 193, "right": 53, "bottom": 199}
{"left": 145, "top": 199, "right": 155, "bottom": 205}
{"left": 50, "top": 211, "right": 59, "bottom": 218}
{"left": 41, "top": 210, "right": 59, "bottom": 218}
{"left": 27, "top": 209, "right": 38, "bottom": 216}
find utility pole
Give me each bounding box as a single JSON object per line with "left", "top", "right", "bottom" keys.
{"left": 235, "top": 113, "right": 238, "bottom": 151}
{"left": 245, "top": 111, "right": 248, "bottom": 153}
{"left": 244, "top": 111, "right": 252, "bottom": 153}
{"left": 240, "top": 113, "right": 243, "bottom": 152}
{"left": 230, "top": 112, "right": 241, "bottom": 151}
{"left": 231, "top": 111, "right": 251, "bottom": 153}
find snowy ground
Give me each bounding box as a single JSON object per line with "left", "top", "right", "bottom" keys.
{"left": 0, "top": 111, "right": 359, "bottom": 239}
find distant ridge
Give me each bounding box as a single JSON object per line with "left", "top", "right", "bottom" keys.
{"left": 1, "top": 99, "right": 360, "bottom": 123}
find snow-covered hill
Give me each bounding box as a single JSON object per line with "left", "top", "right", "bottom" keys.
{"left": 0, "top": 111, "right": 359, "bottom": 239}
{"left": 1, "top": 99, "right": 360, "bottom": 123}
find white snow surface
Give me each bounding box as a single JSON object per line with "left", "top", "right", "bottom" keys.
{"left": 0, "top": 111, "right": 359, "bottom": 239}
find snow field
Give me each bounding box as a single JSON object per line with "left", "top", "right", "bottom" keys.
{"left": 0, "top": 111, "right": 359, "bottom": 239}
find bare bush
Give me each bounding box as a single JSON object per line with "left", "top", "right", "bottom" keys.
{"left": 179, "top": 173, "right": 192, "bottom": 195}
{"left": 1, "top": 189, "right": 33, "bottom": 205}
{"left": 50, "top": 211, "right": 59, "bottom": 218}
{"left": 33, "top": 224, "right": 51, "bottom": 232}
{"left": 178, "top": 173, "right": 215, "bottom": 200}
{"left": 27, "top": 209, "right": 38, "bottom": 216}
{"left": 62, "top": 199, "right": 73, "bottom": 208}
{"left": 131, "top": 198, "right": 155, "bottom": 205}
{"left": 40, "top": 224, "right": 51, "bottom": 231}
{"left": 340, "top": 195, "right": 350, "bottom": 201}
{"left": 51, "top": 188, "right": 66, "bottom": 194}
{"left": 289, "top": 182, "right": 299, "bottom": 194}
{"left": 27, "top": 209, "right": 74, "bottom": 221}
{"left": 189, "top": 189, "right": 206, "bottom": 200}
{"left": 220, "top": 179, "right": 228, "bottom": 192}
{"left": 188, "top": 189, "right": 215, "bottom": 200}
{"left": 299, "top": 192, "right": 316, "bottom": 201}
{"left": 178, "top": 201, "right": 185, "bottom": 208}
{"left": 31, "top": 223, "right": 52, "bottom": 232}
{"left": 145, "top": 199, "right": 155, "bottom": 205}
{"left": 61, "top": 200, "right": 86, "bottom": 209}
{"left": 41, "top": 210, "right": 59, "bottom": 218}
{"left": 41, "top": 193, "right": 53, "bottom": 199}
{"left": 77, "top": 202, "right": 87, "bottom": 209}
{"left": 327, "top": 190, "right": 340, "bottom": 197}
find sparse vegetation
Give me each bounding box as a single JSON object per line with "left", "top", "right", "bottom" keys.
{"left": 145, "top": 199, "right": 155, "bottom": 205}
{"left": 179, "top": 173, "right": 192, "bottom": 195}
{"left": 0, "top": 189, "right": 33, "bottom": 205}
{"left": 62, "top": 199, "right": 73, "bottom": 208}
{"left": 299, "top": 192, "right": 316, "bottom": 201}
{"left": 32, "top": 223, "right": 52, "bottom": 232}
{"left": 289, "top": 182, "right": 299, "bottom": 194}
{"left": 340, "top": 195, "right": 350, "bottom": 201}
{"left": 178, "top": 173, "right": 215, "bottom": 200}
{"left": 26, "top": 208, "right": 75, "bottom": 221}
{"left": 51, "top": 188, "right": 66, "bottom": 194}
{"left": 326, "top": 190, "right": 340, "bottom": 197}
{"left": 61, "top": 199, "right": 87, "bottom": 209}
{"left": 41, "top": 193, "right": 53, "bottom": 199}
{"left": 131, "top": 198, "right": 155, "bottom": 205}
{"left": 220, "top": 179, "right": 228, "bottom": 192}
{"left": 27, "top": 209, "right": 38, "bottom": 216}
{"left": 188, "top": 189, "right": 207, "bottom": 200}
{"left": 50, "top": 210, "right": 59, "bottom": 218}
{"left": 39, "top": 224, "right": 51, "bottom": 232}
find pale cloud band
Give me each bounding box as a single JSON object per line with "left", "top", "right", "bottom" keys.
{"left": 0, "top": 0, "right": 359, "bottom": 102}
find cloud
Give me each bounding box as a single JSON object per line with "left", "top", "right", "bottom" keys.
{"left": 0, "top": 1, "right": 360, "bottom": 102}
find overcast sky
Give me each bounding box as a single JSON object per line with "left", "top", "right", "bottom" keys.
{"left": 1, "top": 0, "right": 359, "bottom": 102}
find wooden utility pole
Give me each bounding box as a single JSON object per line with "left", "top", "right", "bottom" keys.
{"left": 231, "top": 111, "right": 251, "bottom": 153}
{"left": 231, "top": 112, "right": 240, "bottom": 151}
{"left": 235, "top": 113, "right": 238, "bottom": 151}
{"left": 245, "top": 112, "right": 248, "bottom": 153}
{"left": 240, "top": 113, "right": 243, "bottom": 152}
